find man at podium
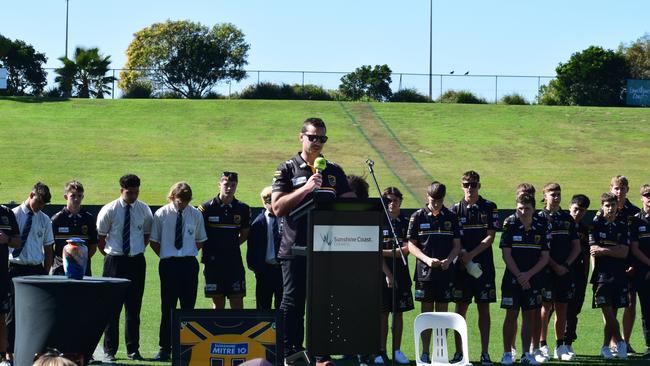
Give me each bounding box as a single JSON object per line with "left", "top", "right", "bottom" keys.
{"left": 271, "top": 117, "right": 356, "bottom": 366}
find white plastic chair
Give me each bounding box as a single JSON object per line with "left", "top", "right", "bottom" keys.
{"left": 414, "top": 312, "right": 472, "bottom": 366}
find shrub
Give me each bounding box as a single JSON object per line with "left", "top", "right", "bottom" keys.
{"left": 239, "top": 82, "right": 295, "bottom": 99}
{"left": 156, "top": 90, "right": 184, "bottom": 99}
{"left": 437, "top": 90, "right": 487, "bottom": 104}
{"left": 122, "top": 80, "right": 152, "bottom": 99}
{"left": 291, "top": 84, "right": 333, "bottom": 100}
{"left": 390, "top": 88, "right": 430, "bottom": 103}
{"left": 500, "top": 93, "right": 529, "bottom": 105}
{"left": 203, "top": 91, "right": 225, "bottom": 99}
{"left": 538, "top": 82, "right": 561, "bottom": 105}
{"left": 43, "top": 87, "right": 64, "bottom": 98}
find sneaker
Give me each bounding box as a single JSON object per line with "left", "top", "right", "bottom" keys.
{"left": 373, "top": 355, "right": 384, "bottom": 364}
{"left": 601, "top": 346, "right": 614, "bottom": 359}
{"left": 539, "top": 345, "right": 549, "bottom": 359}
{"left": 480, "top": 352, "right": 493, "bottom": 365}
{"left": 394, "top": 350, "right": 409, "bottom": 365}
{"left": 554, "top": 345, "right": 573, "bottom": 361}
{"left": 642, "top": 350, "right": 650, "bottom": 359}
{"left": 127, "top": 351, "right": 144, "bottom": 361}
{"left": 532, "top": 349, "right": 548, "bottom": 363}
{"left": 626, "top": 342, "right": 636, "bottom": 355}
{"left": 420, "top": 353, "right": 430, "bottom": 363}
{"left": 616, "top": 340, "right": 628, "bottom": 359}
{"left": 500, "top": 352, "right": 513, "bottom": 365}
{"left": 153, "top": 350, "right": 171, "bottom": 361}
{"left": 520, "top": 352, "right": 540, "bottom": 365}
{"left": 450, "top": 352, "right": 463, "bottom": 363}
{"left": 565, "top": 345, "right": 576, "bottom": 359}
{"left": 511, "top": 347, "right": 518, "bottom": 360}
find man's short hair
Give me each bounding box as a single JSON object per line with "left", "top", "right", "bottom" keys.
{"left": 347, "top": 174, "right": 369, "bottom": 199}
{"left": 571, "top": 194, "right": 590, "bottom": 209}
{"left": 168, "top": 182, "right": 192, "bottom": 202}
{"left": 260, "top": 186, "right": 273, "bottom": 205}
{"left": 516, "top": 183, "right": 536, "bottom": 198}
{"left": 517, "top": 193, "right": 535, "bottom": 208}
{"left": 221, "top": 171, "right": 238, "bottom": 183}
{"left": 119, "top": 174, "right": 141, "bottom": 189}
{"left": 543, "top": 182, "right": 561, "bottom": 193}
{"left": 427, "top": 181, "right": 446, "bottom": 200}
{"left": 64, "top": 180, "right": 84, "bottom": 194}
{"left": 301, "top": 117, "right": 326, "bottom": 133}
{"left": 461, "top": 170, "right": 480, "bottom": 182}
{"left": 600, "top": 192, "right": 617, "bottom": 205}
{"left": 610, "top": 175, "right": 629, "bottom": 188}
{"left": 31, "top": 182, "right": 51, "bottom": 203}
{"left": 382, "top": 186, "right": 403, "bottom": 201}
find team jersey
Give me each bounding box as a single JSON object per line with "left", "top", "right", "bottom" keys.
{"left": 450, "top": 196, "right": 499, "bottom": 272}
{"left": 51, "top": 207, "right": 98, "bottom": 258}
{"left": 406, "top": 205, "right": 461, "bottom": 282}
{"left": 589, "top": 214, "right": 629, "bottom": 284}
{"left": 198, "top": 197, "right": 251, "bottom": 264}
{"left": 499, "top": 214, "right": 550, "bottom": 276}
{"left": 272, "top": 153, "right": 352, "bottom": 259}
{"left": 629, "top": 211, "right": 650, "bottom": 272}
{"left": 381, "top": 215, "right": 411, "bottom": 286}
{"left": 538, "top": 208, "right": 578, "bottom": 264}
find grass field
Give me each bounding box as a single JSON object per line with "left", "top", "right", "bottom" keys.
{"left": 1, "top": 97, "right": 649, "bottom": 365}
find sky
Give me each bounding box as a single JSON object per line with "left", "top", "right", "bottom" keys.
{"left": 2, "top": 0, "right": 649, "bottom": 99}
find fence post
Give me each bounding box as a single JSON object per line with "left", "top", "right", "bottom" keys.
{"left": 302, "top": 71, "right": 305, "bottom": 97}
{"left": 537, "top": 76, "right": 541, "bottom": 103}
{"left": 112, "top": 69, "right": 115, "bottom": 99}
{"left": 257, "top": 71, "right": 260, "bottom": 85}
{"left": 494, "top": 75, "right": 498, "bottom": 104}
{"left": 439, "top": 75, "right": 443, "bottom": 100}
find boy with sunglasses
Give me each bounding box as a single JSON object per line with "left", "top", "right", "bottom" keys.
{"left": 450, "top": 171, "right": 499, "bottom": 365}
{"left": 199, "top": 171, "right": 251, "bottom": 310}
{"left": 629, "top": 185, "right": 650, "bottom": 358}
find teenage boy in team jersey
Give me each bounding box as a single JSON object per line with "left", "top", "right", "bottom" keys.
{"left": 407, "top": 182, "right": 461, "bottom": 363}
{"left": 629, "top": 185, "right": 650, "bottom": 359}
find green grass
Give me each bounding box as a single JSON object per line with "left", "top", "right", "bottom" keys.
{"left": 2, "top": 98, "right": 649, "bottom": 364}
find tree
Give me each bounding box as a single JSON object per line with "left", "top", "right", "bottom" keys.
{"left": 55, "top": 47, "right": 116, "bottom": 98}
{"left": 119, "top": 20, "right": 250, "bottom": 99}
{"left": 339, "top": 64, "right": 393, "bottom": 101}
{"left": 0, "top": 34, "right": 47, "bottom": 96}
{"left": 619, "top": 33, "right": 650, "bottom": 80}
{"left": 551, "top": 46, "right": 629, "bottom": 106}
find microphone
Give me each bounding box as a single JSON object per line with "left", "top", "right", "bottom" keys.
{"left": 314, "top": 157, "right": 327, "bottom": 174}
{"left": 366, "top": 159, "right": 375, "bottom": 174}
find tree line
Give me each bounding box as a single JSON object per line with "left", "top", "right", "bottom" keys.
{"left": 1, "top": 21, "right": 649, "bottom": 106}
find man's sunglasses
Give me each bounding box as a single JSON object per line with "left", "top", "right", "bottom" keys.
{"left": 462, "top": 182, "right": 479, "bottom": 189}
{"left": 304, "top": 134, "right": 328, "bottom": 143}
{"left": 642, "top": 192, "right": 650, "bottom": 198}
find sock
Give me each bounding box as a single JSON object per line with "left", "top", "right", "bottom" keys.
{"left": 541, "top": 340, "right": 547, "bottom": 348}
{"left": 556, "top": 339, "right": 563, "bottom": 348}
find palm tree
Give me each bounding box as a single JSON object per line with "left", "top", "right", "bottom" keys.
{"left": 55, "top": 47, "right": 115, "bottom": 98}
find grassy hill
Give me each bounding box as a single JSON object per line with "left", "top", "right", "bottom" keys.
{"left": 2, "top": 97, "right": 649, "bottom": 365}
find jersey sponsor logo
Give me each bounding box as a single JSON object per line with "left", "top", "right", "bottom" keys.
{"left": 1, "top": 216, "right": 9, "bottom": 225}
{"left": 444, "top": 221, "right": 452, "bottom": 230}
{"left": 291, "top": 176, "right": 307, "bottom": 186}
{"left": 58, "top": 227, "right": 70, "bottom": 233}
{"left": 595, "top": 296, "right": 606, "bottom": 305}
{"left": 328, "top": 175, "right": 336, "bottom": 186}
{"left": 501, "top": 297, "right": 513, "bottom": 306}
{"left": 209, "top": 216, "right": 220, "bottom": 223}
{"left": 187, "top": 228, "right": 194, "bottom": 236}
{"left": 383, "top": 229, "right": 389, "bottom": 236}
{"left": 535, "top": 235, "right": 541, "bottom": 244}
{"left": 37, "top": 230, "right": 43, "bottom": 238}
{"left": 513, "top": 235, "right": 522, "bottom": 242}
{"left": 205, "top": 283, "right": 217, "bottom": 292}
{"left": 81, "top": 225, "right": 88, "bottom": 235}
{"left": 234, "top": 215, "right": 241, "bottom": 225}
{"left": 460, "top": 217, "right": 467, "bottom": 224}
{"left": 640, "top": 226, "right": 647, "bottom": 232}
{"left": 420, "top": 223, "right": 431, "bottom": 229}
{"left": 599, "top": 232, "right": 607, "bottom": 238}
{"left": 137, "top": 224, "right": 143, "bottom": 231}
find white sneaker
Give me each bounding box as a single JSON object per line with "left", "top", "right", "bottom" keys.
{"left": 520, "top": 352, "right": 540, "bottom": 365}
{"left": 601, "top": 346, "right": 614, "bottom": 359}
{"left": 373, "top": 355, "right": 384, "bottom": 364}
{"left": 500, "top": 352, "right": 514, "bottom": 365}
{"left": 554, "top": 345, "right": 573, "bottom": 361}
{"left": 566, "top": 345, "right": 576, "bottom": 359}
{"left": 511, "top": 347, "right": 518, "bottom": 360}
{"left": 539, "top": 345, "right": 550, "bottom": 358}
{"left": 532, "top": 349, "right": 548, "bottom": 363}
{"left": 616, "top": 340, "right": 628, "bottom": 359}
{"left": 394, "top": 350, "right": 409, "bottom": 365}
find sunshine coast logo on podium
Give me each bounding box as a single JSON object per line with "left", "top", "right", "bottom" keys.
{"left": 314, "top": 225, "right": 379, "bottom": 252}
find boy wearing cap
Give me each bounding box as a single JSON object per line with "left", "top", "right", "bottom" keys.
{"left": 407, "top": 181, "right": 461, "bottom": 362}
{"left": 50, "top": 180, "right": 97, "bottom": 276}
{"left": 199, "top": 172, "right": 251, "bottom": 310}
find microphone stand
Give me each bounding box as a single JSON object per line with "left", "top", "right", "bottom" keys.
{"left": 366, "top": 159, "right": 406, "bottom": 366}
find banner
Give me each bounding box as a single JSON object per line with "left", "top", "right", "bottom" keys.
{"left": 627, "top": 79, "right": 650, "bottom": 106}
{"left": 0, "top": 68, "right": 7, "bottom": 90}
{"left": 312, "top": 225, "right": 379, "bottom": 252}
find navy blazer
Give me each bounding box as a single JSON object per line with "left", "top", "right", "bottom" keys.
{"left": 246, "top": 210, "right": 281, "bottom": 273}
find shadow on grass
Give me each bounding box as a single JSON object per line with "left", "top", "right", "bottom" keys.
{"left": 0, "top": 96, "right": 70, "bottom": 103}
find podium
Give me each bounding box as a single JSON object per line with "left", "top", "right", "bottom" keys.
{"left": 291, "top": 197, "right": 383, "bottom": 356}
{"left": 12, "top": 276, "right": 130, "bottom": 366}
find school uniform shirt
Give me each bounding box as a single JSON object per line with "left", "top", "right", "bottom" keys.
{"left": 630, "top": 211, "right": 650, "bottom": 277}
{"left": 0, "top": 205, "right": 20, "bottom": 273}
{"left": 96, "top": 198, "right": 153, "bottom": 256}
{"left": 589, "top": 215, "right": 629, "bottom": 284}
{"left": 499, "top": 214, "right": 550, "bottom": 278}
{"left": 538, "top": 208, "right": 578, "bottom": 264}
{"left": 51, "top": 207, "right": 98, "bottom": 259}
{"left": 151, "top": 203, "right": 208, "bottom": 259}
{"left": 406, "top": 205, "right": 461, "bottom": 282}
{"left": 11, "top": 203, "right": 54, "bottom": 265}
{"left": 272, "top": 153, "right": 352, "bottom": 259}
{"left": 198, "top": 196, "right": 251, "bottom": 264}
{"left": 450, "top": 196, "right": 499, "bottom": 274}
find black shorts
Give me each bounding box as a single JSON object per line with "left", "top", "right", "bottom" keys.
{"left": 592, "top": 282, "right": 629, "bottom": 309}
{"left": 543, "top": 271, "right": 575, "bottom": 303}
{"left": 453, "top": 267, "right": 496, "bottom": 304}
{"left": 0, "top": 275, "right": 8, "bottom": 314}
{"left": 415, "top": 277, "right": 454, "bottom": 303}
{"left": 203, "top": 263, "right": 246, "bottom": 297}
{"left": 500, "top": 275, "right": 542, "bottom": 311}
{"left": 381, "top": 280, "right": 414, "bottom": 313}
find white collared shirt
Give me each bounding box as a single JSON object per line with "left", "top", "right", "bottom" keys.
{"left": 11, "top": 203, "right": 54, "bottom": 265}
{"left": 97, "top": 198, "right": 153, "bottom": 256}
{"left": 150, "top": 203, "right": 207, "bottom": 259}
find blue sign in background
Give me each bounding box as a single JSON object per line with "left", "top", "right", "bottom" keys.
{"left": 627, "top": 79, "right": 650, "bottom": 106}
